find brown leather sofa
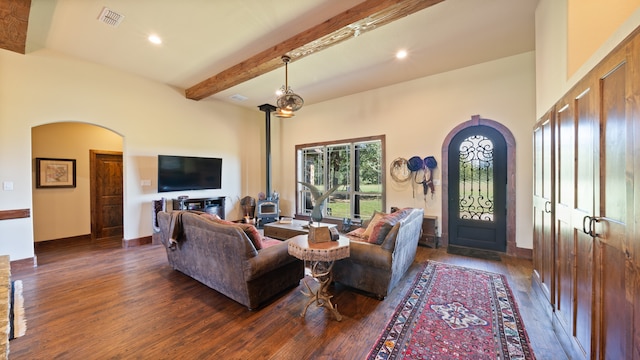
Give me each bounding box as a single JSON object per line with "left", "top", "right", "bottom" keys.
{"left": 333, "top": 208, "right": 424, "bottom": 299}
{"left": 157, "top": 211, "right": 304, "bottom": 310}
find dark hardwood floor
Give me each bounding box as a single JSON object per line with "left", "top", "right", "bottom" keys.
{"left": 9, "top": 238, "right": 566, "bottom": 359}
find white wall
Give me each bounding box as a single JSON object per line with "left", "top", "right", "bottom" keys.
{"left": 0, "top": 48, "right": 266, "bottom": 260}
{"left": 274, "top": 52, "right": 536, "bottom": 249}
{"left": 535, "top": 0, "right": 640, "bottom": 117}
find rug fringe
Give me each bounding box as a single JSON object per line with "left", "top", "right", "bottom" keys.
{"left": 12, "top": 280, "right": 26, "bottom": 338}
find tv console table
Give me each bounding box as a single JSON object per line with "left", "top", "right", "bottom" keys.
{"left": 172, "top": 197, "right": 225, "bottom": 219}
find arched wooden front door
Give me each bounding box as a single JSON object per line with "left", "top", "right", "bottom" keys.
{"left": 448, "top": 125, "right": 507, "bottom": 252}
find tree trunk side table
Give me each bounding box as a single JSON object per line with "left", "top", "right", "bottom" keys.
{"left": 287, "top": 235, "right": 350, "bottom": 321}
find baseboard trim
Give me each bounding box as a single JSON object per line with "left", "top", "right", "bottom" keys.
{"left": 10, "top": 256, "right": 37, "bottom": 271}
{"left": 515, "top": 247, "right": 533, "bottom": 260}
{"left": 122, "top": 236, "right": 152, "bottom": 248}
{"left": 35, "top": 234, "right": 92, "bottom": 249}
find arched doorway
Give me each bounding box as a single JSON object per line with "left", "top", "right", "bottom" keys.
{"left": 448, "top": 125, "right": 507, "bottom": 251}
{"left": 32, "top": 122, "right": 123, "bottom": 244}
{"left": 441, "top": 115, "right": 517, "bottom": 255}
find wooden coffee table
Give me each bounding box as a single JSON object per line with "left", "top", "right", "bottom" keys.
{"left": 288, "top": 235, "right": 349, "bottom": 321}
{"left": 263, "top": 219, "right": 336, "bottom": 240}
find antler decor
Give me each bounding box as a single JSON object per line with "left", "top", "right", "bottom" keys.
{"left": 299, "top": 182, "right": 340, "bottom": 222}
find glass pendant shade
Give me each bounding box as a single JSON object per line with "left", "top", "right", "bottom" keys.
{"left": 275, "top": 107, "right": 295, "bottom": 118}
{"left": 275, "top": 55, "right": 303, "bottom": 115}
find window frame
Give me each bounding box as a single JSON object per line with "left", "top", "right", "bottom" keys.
{"left": 295, "top": 135, "right": 386, "bottom": 221}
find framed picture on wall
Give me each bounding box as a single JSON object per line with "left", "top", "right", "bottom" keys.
{"left": 35, "top": 158, "right": 76, "bottom": 188}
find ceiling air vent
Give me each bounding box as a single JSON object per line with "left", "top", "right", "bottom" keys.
{"left": 98, "top": 7, "right": 125, "bottom": 27}
{"left": 230, "top": 94, "right": 248, "bottom": 102}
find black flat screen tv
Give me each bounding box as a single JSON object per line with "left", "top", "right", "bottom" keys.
{"left": 157, "top": 155, "right": 222, "bottom": 192}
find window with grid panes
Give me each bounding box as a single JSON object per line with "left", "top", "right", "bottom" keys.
{"left": 296, "top": 135, "right": 385, "bottom": 221}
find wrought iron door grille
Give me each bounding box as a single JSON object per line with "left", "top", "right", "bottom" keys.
{"left": 458, "top": 135, "right": 494, "bottom": 221}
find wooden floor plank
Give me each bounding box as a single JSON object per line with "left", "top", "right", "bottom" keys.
{"left": 9, "top": 238, "right": 567, "bottom": 359}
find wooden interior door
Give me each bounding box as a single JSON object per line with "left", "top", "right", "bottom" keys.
{"left": 532, "top": 112, "right": 555, "bottom": 304}
{"left": 90, "top": 150, "right": 123, "bottom": 240}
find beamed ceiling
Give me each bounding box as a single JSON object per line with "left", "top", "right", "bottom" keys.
{"left": 0, "top": 0, "right": 537, "bottom": 110}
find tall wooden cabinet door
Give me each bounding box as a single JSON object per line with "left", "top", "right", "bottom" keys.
{"left": 572, "top": 85, "right": 597, "bottom": 358}
{"left": 554, "top": 98, "right": 577, "bottom": 342}
{"left": 592, "top": 48, "right": 635, "bottom": 360}
{"left": 533, "top": 112, "right": 555, "bottom": 304}
{"left": 535, "top": 26, "right": 640, "bottom": 360}
{"left": 555, "top": 83, "right": 598, "bottom": 358}
{"left": 633, "top": 37, "right": 640, "bottom": 360}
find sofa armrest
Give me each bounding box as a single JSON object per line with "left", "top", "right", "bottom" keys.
{"left": 380, "top": 223, "right": 400, "bottom": 251}
{"left": 346, "top": 239, "right": 392, "bottom": 270}
{"left": 243, "top": 240, "right": 299, "bottom": 281}
{"left": 389, "top": 209, "right": 423, "bottom": 263}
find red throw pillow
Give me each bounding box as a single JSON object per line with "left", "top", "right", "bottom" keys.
{"left": 238, "top": 224, "right": 263, "bottom": 250}
{"left": 210, "top": 218, "right": 263, "bottom": 250}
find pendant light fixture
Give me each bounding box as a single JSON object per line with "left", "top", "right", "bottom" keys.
{"left": 275, "top": 55, "right": 303, "bottom": 118}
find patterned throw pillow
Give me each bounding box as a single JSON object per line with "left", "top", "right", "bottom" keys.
{"left": 368, "top": 208, "right": 413, "bottom": 245}
{"left": 346, "top": 227, "right": 366, "bottom": 238}
{"left": 362, "top": 211, "right": 386, "bottom": 239}
{"left": 210, "top": 218, "right": 263, "bottom": 250}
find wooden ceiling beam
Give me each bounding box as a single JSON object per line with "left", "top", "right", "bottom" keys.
{"left": 0, "top": 0, "right": 31, "bottom": 54}
{"left": 185, "top": 0, "right": 444, "bottom": 100}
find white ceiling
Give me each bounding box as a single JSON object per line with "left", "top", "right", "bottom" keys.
{"left": 26, "top": 0, "right": 538, "bottom": 110}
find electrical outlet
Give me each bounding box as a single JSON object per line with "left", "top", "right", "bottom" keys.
{"left": 3, "top": 181, "right": 14, "bottom": 191}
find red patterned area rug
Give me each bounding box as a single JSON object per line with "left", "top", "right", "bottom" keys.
{"left": 368, "top": 261, "right": 535, "bottom": 359}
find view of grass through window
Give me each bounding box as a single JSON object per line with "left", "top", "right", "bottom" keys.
{"left": 296, "top": 136, "right": 384, "bottom": 220}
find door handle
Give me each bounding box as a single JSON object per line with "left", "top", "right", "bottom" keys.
{"left": 590, "top": 216, "right": 601, "bottom": 238}
{"left": 582, "top": 215, "right": 592, "bottom": 235}
{"left": 544, "top": 201, "right": 551, "bottom": 214}
{"left": 582, "top": 215, "right": 601, "bottom": 237}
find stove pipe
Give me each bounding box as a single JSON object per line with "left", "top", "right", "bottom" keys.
{"left": 258, "top": 104, "right": 277, "bottom": 197}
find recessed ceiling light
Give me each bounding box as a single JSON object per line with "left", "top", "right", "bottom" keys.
{"left": 148, "top": 34, "right": 162, "bottom": 45}
{"left": 396, "top": 49, "right": 408, "bottom": 59}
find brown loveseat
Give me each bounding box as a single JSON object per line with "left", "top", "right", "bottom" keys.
{"left": 157, "top": 211, "right": 304, "bottom": 310}
{"left": 333, "top": 208, "right": 424, "bottom": 299}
